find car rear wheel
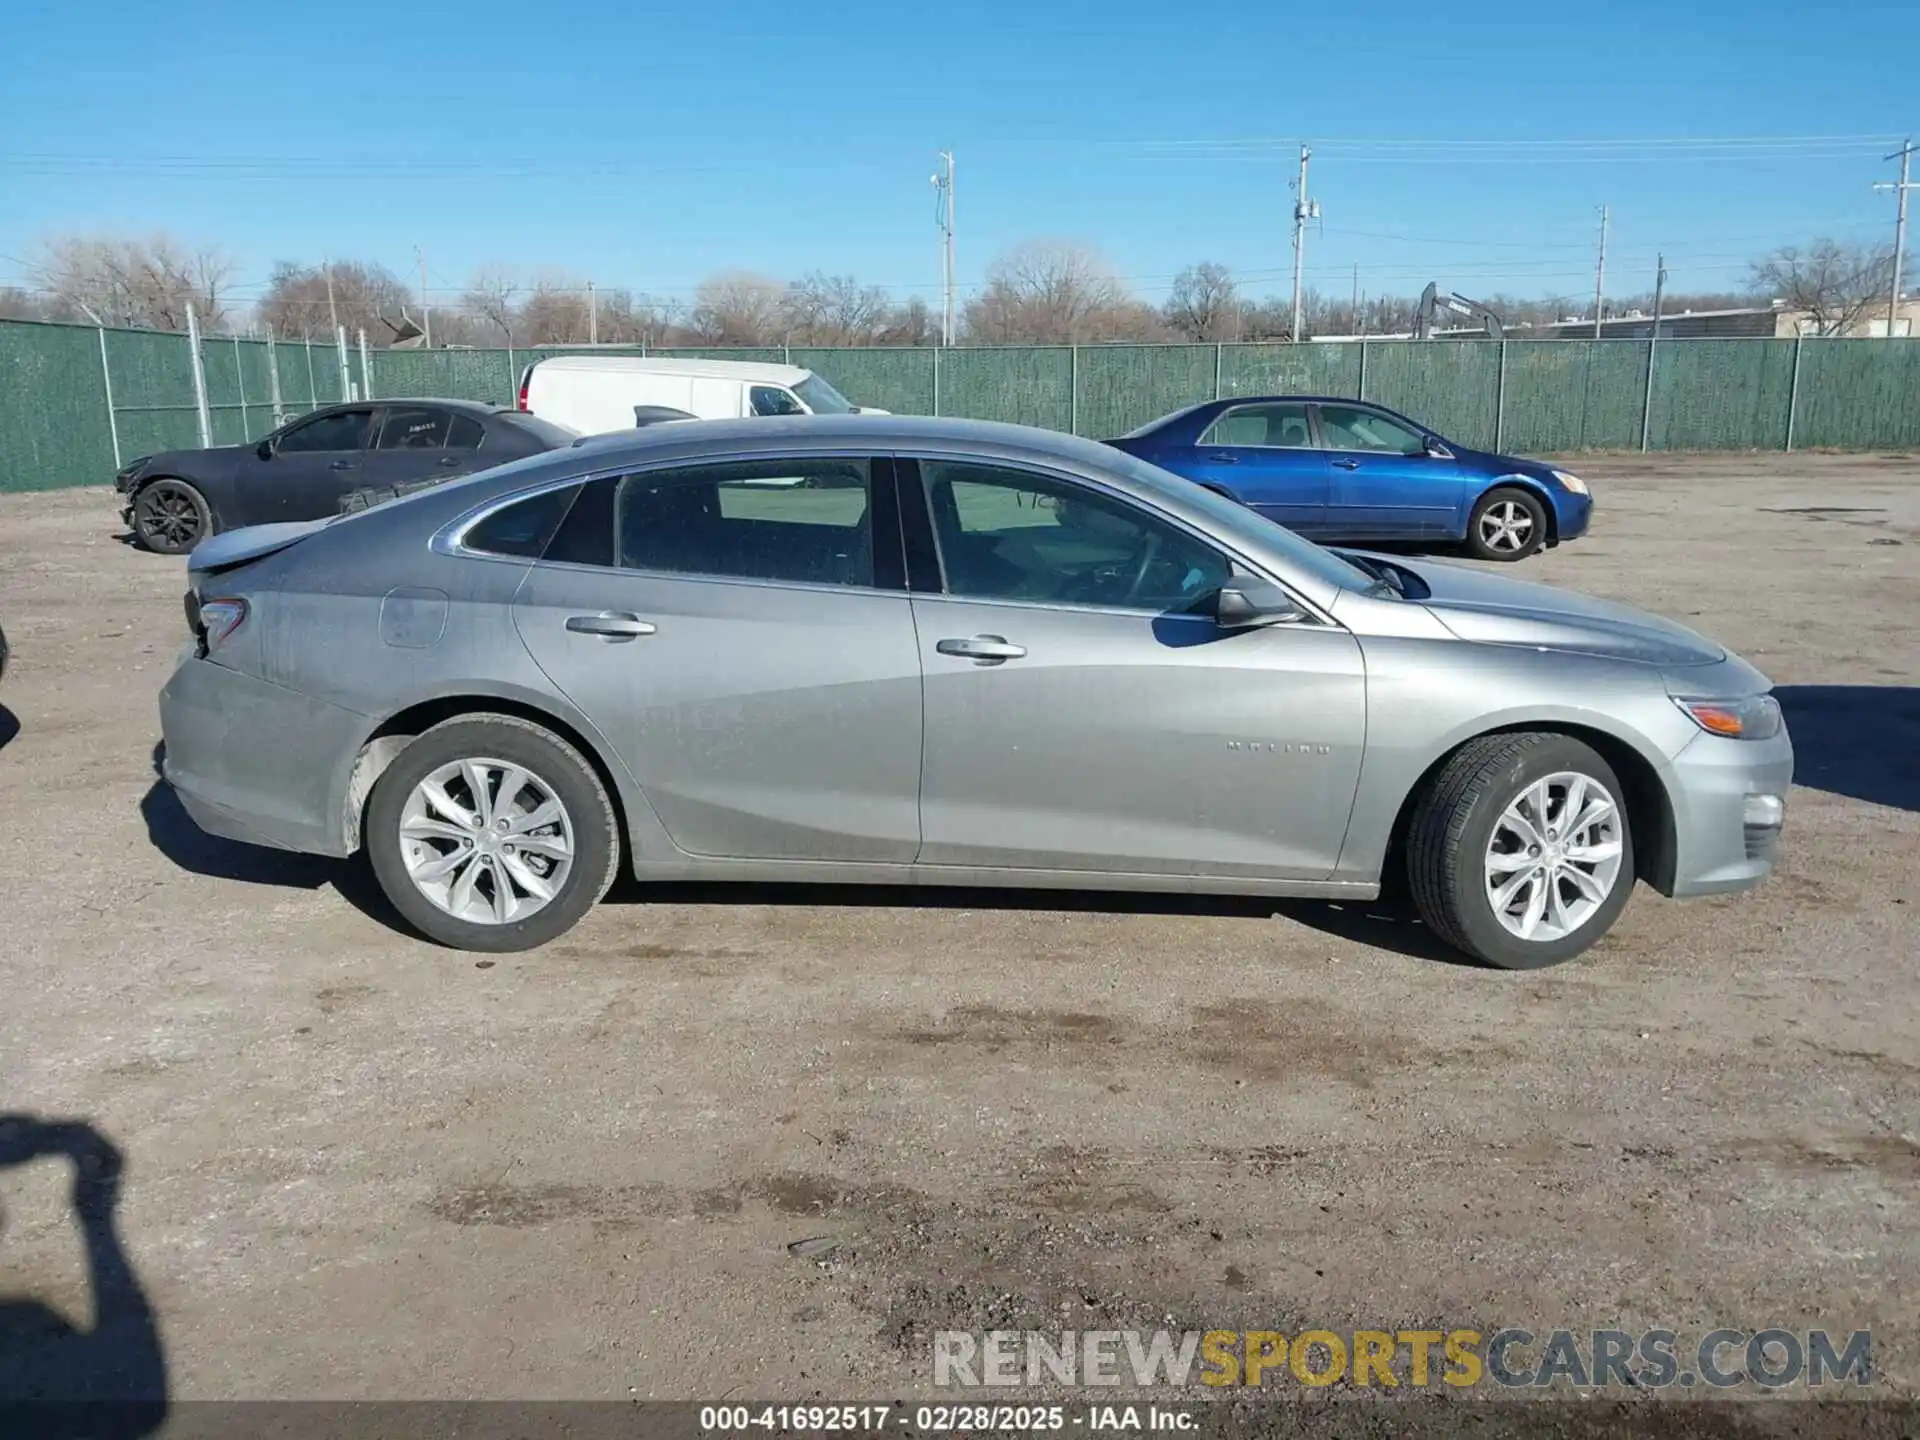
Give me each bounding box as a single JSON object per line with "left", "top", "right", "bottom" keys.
{"left": 132, "top": 479, "right": 212, "bottom": 555}
{"left": 1466, "top": 486, "right": 1546, "bottom": 561}
{"left": 1406, "top": 732, "right": 1634, "bottom": 969}
{"left": 364, "top": 715, "right": 620, "bottom": 952}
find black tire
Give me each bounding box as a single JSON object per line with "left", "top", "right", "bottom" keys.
{"left": 364, "top": 714, "right": 620, "bottom": 952}
{"left": 1465, "top": 485, "right": 1547, "bottom": 562}
{"left": 1405, "top": 732, "right": 1635, "bottom": 970}
{"left": 132, "top": 478, "right": 212, "bottom": 555}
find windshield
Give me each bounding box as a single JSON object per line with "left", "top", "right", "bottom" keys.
{"left": 795, "top": 373, "right": 856, "bottom": 414}
{"left": 1094, "top": 445, "right": 1381, "bottom": 594}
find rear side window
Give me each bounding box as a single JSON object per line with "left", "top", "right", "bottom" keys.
{"left": 377, "top": 406, "right": 453, "bottom": 450}
{"left": 447, "top": 414, "right": 485, "bottom": 449}
{"left": 463, "top": 485, "right": 578, "bottom": 558}
{"left": 1201, "top": 402, "right": 1313, "bottom": 448}
{"left": 617, "top": 458, "right": 873, "bottom": 586}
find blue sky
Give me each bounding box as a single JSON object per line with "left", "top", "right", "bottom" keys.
{"left": 2, "top": 0, "right": 1914, "bottom": 313}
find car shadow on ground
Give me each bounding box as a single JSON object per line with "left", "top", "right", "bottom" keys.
{"left": 0, "top": 1115, "right": 168, "bottom": 1437}
{"left": 605, "top": 879, "right": 1481, "bottom": 968}
{"left": 0, "top": 705, "right": 19, "bottom": 753}
{"left": 140, "top": 744, "right": 398, "bottom": 922}
{"left": 1775, "top": 685, "right": 1920, "bottom": 813}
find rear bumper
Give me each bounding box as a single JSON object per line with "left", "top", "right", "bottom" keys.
{"left": 1664, "top": 725, "right": 1794, "bottom": 897}
{"left": 158, "top": 657, "right": 368, "bottom": 858}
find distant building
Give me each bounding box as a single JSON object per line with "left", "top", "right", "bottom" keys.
{"left": 1538, "top": 298, "right": 1919, "bottom": 340}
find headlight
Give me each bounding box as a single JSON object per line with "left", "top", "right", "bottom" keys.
{"left": 1550, "top": 469, "right": 1589, "bottom": 496}
{"left": 1673, "top": 693, "right": 1783, "bottom": 741}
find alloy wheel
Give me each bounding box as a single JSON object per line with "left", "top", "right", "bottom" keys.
{"left": 1478, "top": 499, "right": 1536, "bottom": 555}
{"left": 398, "top": 757, "right": 575, "bottom": 925}
{"left": 1483, "top": 771, "right": 1624, "bottom": 942}
{"left": 136, "top": 485, "right": 203, "bottom": 549}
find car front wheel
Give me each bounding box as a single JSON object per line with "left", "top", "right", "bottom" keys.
{"left": 132, "top": 479, "right": 212, "bottom": 555}
{"left": 1406, "top": 732, "right": 1634, "bottom": 969}
{"left": 1466, "top": 486, "right": 1546, "bottom": 561}
{"left": 364, "top": 715, "right": 620, "bottom": 952}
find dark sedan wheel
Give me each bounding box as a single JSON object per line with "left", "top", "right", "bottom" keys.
{"left": 1406, "top": 732, "right": 1634, "bottom": 969}
{"left": 365, "top": 714, "right": 620, "bottom": 952}
{"left": 132, "top": 479, "right": 212, "bottom": 555}
{"left": 1466, "top": 486, "right": 1546, "bottom": 562}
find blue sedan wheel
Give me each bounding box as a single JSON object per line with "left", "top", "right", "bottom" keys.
{"left": 1467, "top": 486, "right": 1547, "bottom": 562}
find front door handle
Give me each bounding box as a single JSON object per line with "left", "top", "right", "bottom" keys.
{"left": 436, "top": 455, "right": 462, "bottom": 467}
{"left": 328, "top": 460, "right": 359, "bottom": 471}
{"left": 1331, "top": 458, "right": 1361, "bottom": 470}
{"left": 937, "top": 635, "right": 1027, "bottom": 664}
{"left": 566, "top": 611, "right": 657, "bottom": 641}
{"left": 1202, "top": 452, "right": 1241, "bottom": 464}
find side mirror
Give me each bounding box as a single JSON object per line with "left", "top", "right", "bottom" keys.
{"left": 255, "top": 440, "right": 273, "bottom": 460}
{"left": 1214, "top": 579, "right": 1306, "bottom": 628}
{"left": 1423, "top": 436, "right": 1451, "bottom": 458}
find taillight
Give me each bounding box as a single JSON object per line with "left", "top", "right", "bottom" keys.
{"left": 199, "top": 598, "right": 248, "bottom": 654}
{"left": 517, "top": 370, "right": 531, "bottom": 411}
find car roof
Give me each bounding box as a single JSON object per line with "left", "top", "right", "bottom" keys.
{"left": 313, "top": 396, "right": 509, "bottom": 417}
{"left": 529, "top": 355, "right": 812, "bottom": 385}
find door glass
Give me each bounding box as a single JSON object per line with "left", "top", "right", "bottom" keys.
{"left": 922, "top": 461, "right": 1230, "bottom": 612}
{"left": 1200, "top": 402, "right": 1313, "bottom": 449}
{"left": 1317, "top": 405, "right": 1426, "bottom": 455}
{"left": 276, "top": 408, "right": 375, "bottom": 452}
{"left": 446, "top": 414, "right": 485, "bottom": 449}
{"left": 376, "top": 406, "right": 453, "bottom": 450}
{"left": 611, "top": 458, "right": 874, "bottom": 587}
{"left": 749, "top": 386, "right": 806, "bottom": 417}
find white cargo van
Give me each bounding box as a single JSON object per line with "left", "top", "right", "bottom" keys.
{"left": 516, "top": 356, "right": 883, "bottom": 436}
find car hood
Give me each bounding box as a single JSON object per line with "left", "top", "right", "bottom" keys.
{"left": 1404, "top": 557, "right": 1725, "bottom": 666}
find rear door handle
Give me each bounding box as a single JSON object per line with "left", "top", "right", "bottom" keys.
{"left": 1203, "top": 452, "right": 1240, "bottom": 464}
{"left": 936, "top": 635, "right": 1027, "bottom": 664}
{"left": 436, "top": 455, "right": 461, "bottom": 467}
{"left": 1331, "top": 458, "right": 1360, "bottom": 470}
{"left": 566, "top": 611, "right": 657, "bottom": 641}
{"left": 328, "top": 460, "right": 359, "bottom": 471}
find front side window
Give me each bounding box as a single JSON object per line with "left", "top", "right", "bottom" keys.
{"left": 921, "top": 461, "right": 1230, "bottom": 612}
{"left": 1317, "top": 405, "right": 1426, "bottom": 456}
{"left": 377, "top": 406, "right": 453, "bottom": 450}
{"left": 277, "top": 408, "right": 375, "bottom": 453}
{"left": 1200, "top": 402, "right": 1314, "bottom": 449}
{"left": 749, "top": 386, "right": 806, "bottom": 417}
{"left": 586, "top": 458, "right": 877, "bottom": 587}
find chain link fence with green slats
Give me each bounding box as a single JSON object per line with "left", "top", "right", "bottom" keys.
{"left": 4, "top": 318, "right": 1918, "bottom": 494}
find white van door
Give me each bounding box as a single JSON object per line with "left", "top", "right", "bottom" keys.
{"left": 689, "top": 377, "right": 744, "bottom": 418}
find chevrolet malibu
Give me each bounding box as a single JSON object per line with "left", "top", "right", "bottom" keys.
{"left": 158, "top": 416, "right": 1789, "bottom": 966}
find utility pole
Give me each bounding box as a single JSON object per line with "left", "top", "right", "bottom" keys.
{"left": 932, "top": 150, "right": 956, "bottom": 346}
{"left": 588, "top": 280, "right": 598, "bottom": 345}
{"left": 1290, "top": 145, "right": 1317, "bottom": 342}
{"left": 1592, "top": 205, "right": 1610, "bottom": 339}
{"left": 1873, "top": 139, "right": 1916, "bottom": 336}
{"left": 416, "top": 247, "right": 431, "bottom": 348}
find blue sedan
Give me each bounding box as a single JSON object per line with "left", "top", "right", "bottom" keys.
{"left": 1107, "top": 396, "right": 1593, "bottom": 561}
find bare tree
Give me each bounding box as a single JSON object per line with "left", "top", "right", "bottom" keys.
{"left": 962, "top": 241, "right": 1130, "bottom": 344}
{"left": 34, "top": 234, "right": 235, "bottom": 332}
{"left": 688, "top": 271, "right": 787, "bottom": 345}
{"left": 1164, "top": 262, "right": 1240, "bottom": 341}
{"left": 1751, "top": 240, "right": 1898, "bottom": 336}
{"left": 259, "top": 260, "right": 414, "bottom": 343}
{"left": 782, "top": 272, "right": 893, "bottom": 346}
{"left": 461, "top": 267, "right": 522, "bottom": 345}
{"left": 875, "top": 295, "right": 937, "bottom": 347}
{"left": 519, "top": 274, "right": 594, "bottom": 344}
{"left": 0, "top": 286, "right": 48, "bottom": 322}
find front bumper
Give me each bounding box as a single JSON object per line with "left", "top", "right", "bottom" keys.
{"left": 1551, "top": 490, "right": 1594, "bottom": 543}
{"left": 1664, "top": 724, "right": 1794, "bottom": 897}
{"left": 159, "top": 656, "right": 369, "bottom": 858}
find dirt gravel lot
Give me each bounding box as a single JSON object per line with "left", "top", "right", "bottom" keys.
{"left": 2, "top": 453, "right": 1917, "bottom": 1415}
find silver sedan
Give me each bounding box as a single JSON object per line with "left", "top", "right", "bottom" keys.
{"left": 158, "top": 416, "right": 1791, "bottom": 967}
